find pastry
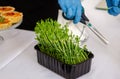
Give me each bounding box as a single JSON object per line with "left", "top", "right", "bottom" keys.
{"left": 0, "top": 16, "right": 12, "bottom": 30}
{"left": 1, "top": 11, "right": 23, "bottom": 24}
{"left": 0, "top": 6, "right": 23, "bottom": 30}
{"left": 0, "top": 6, "right": 15, "bottom": 13}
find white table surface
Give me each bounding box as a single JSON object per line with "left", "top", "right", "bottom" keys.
{"left": 0, "top": 0, "right": 120, "bottom": 79}
{"left": 0, "top": 29, "right": 35, "bottom": 70}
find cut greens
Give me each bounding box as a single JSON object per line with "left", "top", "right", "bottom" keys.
{"left": 0, "top": 16, "right": 5, "bottom": 22}
{"left": 34, "top": 18, "right": 90, "bottom": 65}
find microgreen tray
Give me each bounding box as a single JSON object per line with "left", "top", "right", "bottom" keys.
{"left": 35, "top": 45, "right": 94, "bottom": 79}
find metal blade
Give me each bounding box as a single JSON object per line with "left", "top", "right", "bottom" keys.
{"left": 86, "top": 21, "right": 109, "bottom": 44}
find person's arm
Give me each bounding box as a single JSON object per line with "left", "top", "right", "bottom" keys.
{"left": 106, "top": 0, "right": 120, "bottom": 16}
{"left": 58, "top": 0, "right": 83, "bottom": 24}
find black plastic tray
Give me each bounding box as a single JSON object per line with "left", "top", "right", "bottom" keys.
{"left": 35, "top": 45, "right": 94, "bottom": 79}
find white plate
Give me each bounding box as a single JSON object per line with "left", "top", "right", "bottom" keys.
{"left": 0, "top": 19, "right": 23, "bottom": 42}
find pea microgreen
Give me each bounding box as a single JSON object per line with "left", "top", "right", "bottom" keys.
{"left": 35, "top": 18, "right": 89, "bottom": 65}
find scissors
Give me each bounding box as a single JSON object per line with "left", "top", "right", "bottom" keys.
{"left": 62, "top": 9, "right": 109, "bottom": 44}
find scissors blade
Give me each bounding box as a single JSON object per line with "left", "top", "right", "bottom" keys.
{"left": 85, "top": 21, "right": 109, "bottom": 44}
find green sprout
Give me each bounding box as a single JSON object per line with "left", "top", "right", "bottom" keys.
{"left": 34, "top": 18, "right": 90, "bottom": 65}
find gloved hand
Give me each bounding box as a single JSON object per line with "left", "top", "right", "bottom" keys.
{"left": 58, "top": 0, "right": 83, "bottom": 24}
{"left": 106, "top": 0, "right": 120, "bottom": 16}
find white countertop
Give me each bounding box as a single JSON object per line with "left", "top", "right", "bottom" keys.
{"left": 0, "top": 0, "right": 120, "bottom": 79}
{"left": 0, "top": 29, "right": 35, "bottom": 69}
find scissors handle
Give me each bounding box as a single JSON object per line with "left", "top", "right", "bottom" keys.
{"left": 80, "top": 12, "right": 89, "bottom": 24}
{"left": 62, "top": 9, "right": 89, "bottom": 25}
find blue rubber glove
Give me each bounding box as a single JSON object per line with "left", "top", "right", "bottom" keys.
{"left": 106, "top": 0, "right": 120, "bottom": 16}
{"left": 58, "top": 0, "right": 83, "bottom": 24}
